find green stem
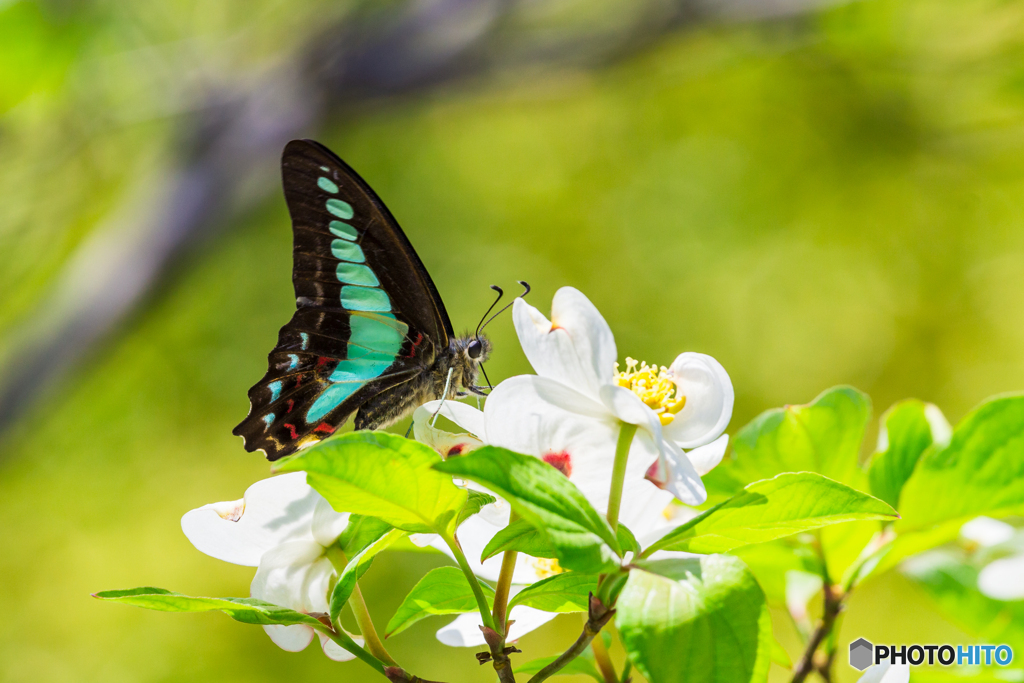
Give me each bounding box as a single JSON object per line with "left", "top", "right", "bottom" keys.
{"left": 589, "top": 627, "right": 618, "bottom": 683}
{"left": 326, "top": 545, "right": 397, "bottom": 666}
{"left": 351, "top": 582, "right": 398, "bottom": 666}
{"left": 492, "top": 550, "right": 518, "bottom": 635}
{"left": 443, "top": 533, "right": 497, "bottom": 631}
{"left": 605, "top": 422, "right": 638, "bottom": 533}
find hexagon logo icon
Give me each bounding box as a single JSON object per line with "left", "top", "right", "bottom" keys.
{"left": 850, "top": 638, "right": 874, "bottom": 671}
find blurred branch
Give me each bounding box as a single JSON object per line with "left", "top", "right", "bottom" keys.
{"left": 0, "top": 0, "right": 840, "bottom": 446}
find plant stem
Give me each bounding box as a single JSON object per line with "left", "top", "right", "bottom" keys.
{"left": 444, "top": 533, "right": 497, "bottom": 631}
{"left": 351, "top": 582, "right": 398, "bottom": 666}
{"left": 492, "top": 549, "right": 519, "bottom": 635}
{"left": 326, "top": 546, "right": 397, "bottom": 666}
{"left": 606, "top": 422, "right": 638, "bottom": 533}
{"left": 791, "top": 541, "right": 845, "bottom": 683}
{"left": 589, "top": 627, "right": 618, "bottom": 683}
{"left": 528, "top": 595, "right": 616, "bottom": 683}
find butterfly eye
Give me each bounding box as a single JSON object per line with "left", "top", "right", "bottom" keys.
{"left": 467, "top": 339, "right": 483, "bottom": 360}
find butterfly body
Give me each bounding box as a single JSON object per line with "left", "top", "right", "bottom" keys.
{"left": 233, "top": 140, "right": 489, "bottom": 461}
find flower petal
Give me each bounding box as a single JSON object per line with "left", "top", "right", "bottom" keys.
{"left": 317, "top": 632, "right": 363, "bottom": 661}
{"left": 263, "top": 624, "right": 315, "bottom": 652}
{"left": 978, "top": 554, "right": 1024, "bottom": 601}
{"left": 659, "top": 437, "right": 707, "bottom": 506}
{"left": 663, "top": 353, "right": 734, "bottom": 448}
{"left": 960, "top": 516, "right": 1014, "bottom": 548}
{"left": 685, "top": 434, "right": 729, "bottom": 476}
{"left": 924, "top": 403, "right": 952, "bottom": 448}
{"left": 599, "top": 384, "right": 663, "bottom": 440}
{"left": 251, "top": 541, "right": 334, "bottom": 614}
{"left": 181, "top": 472, "right": 319, "bottom": 566}
{"left": 617, "top": 478, "right": 676, "bottom": 540}
{"left": 435, "top": 606, "right": 558, "bottom": 647}
{"left": 311, "top": 497, "right": 350, "bottom": 548}
{"left": 411, "top": 397, "right": 487, "bottom": 456}
{"left": 485, "top": 376, "right": 654, "bottom": 512}
{"left": 513, "top": 288, "right": 616, "bottom": 398}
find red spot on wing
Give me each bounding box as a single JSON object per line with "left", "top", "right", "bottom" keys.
{"left": 283, "top": 423, "right": 299, "bottom": 440}
{"left": 316, "top": 357, "right": 329, "bottom": 369}
{"left": 542, "top": 450, "right": 572, "bottom": 477}
{"left": 313, "top": 423, "right": 336, "bottom": 435}
{"left": 286, "top": 399, "right": 295, "bottom": 414}
{"left": 406, "top": 332, "right": 425, "bottom": 358}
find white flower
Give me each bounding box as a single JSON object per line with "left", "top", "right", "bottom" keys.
{"left": 959, "top": 517, "right": 1024, "bottom": 601}
{"left": 181, "top": 472, "right": 360, "bottom": 661}
{"left": 409, "top": 287, "right": 732, "bottom": 646}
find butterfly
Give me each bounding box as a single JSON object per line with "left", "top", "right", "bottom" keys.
{"left": 234, "top": 139, "right": 504, "bottom": 461}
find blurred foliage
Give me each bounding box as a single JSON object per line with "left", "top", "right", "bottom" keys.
{"left": 3, "top": 0, "right": 1024, "bottom": 681}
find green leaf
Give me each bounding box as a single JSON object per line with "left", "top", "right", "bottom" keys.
{"left": 771, "top": 639, "right": 793, "bottom": 669}
{"left": 384, "top": 567, "right": 495, "bottom": 638}
{"left": 644, "top": 472, "right": 897, "bottom": 556}
{"left": 481, "top": 519, "right": 558, "bottom": 562}
{"left": 330, "top": 528, "right": 404, "bottom": 622}
{"left": 276, "top": 431, "right": 467, "bottom": 535}
{"left": 868, "top": 400, "right": 945, "bottom": 509}
{"left": 617, "top": 523, "right": 640, "bottom": 555}
{"left": 93, "top": 587, "right": 325, "bottom": 628}
{"left": 899, "top": 394, "right": 1024, "bottom": 533}
{"left": 508, "top": 572, "right": 599, "bottom": 612}
{"left": 617, "top": 555, "right": 772, "bottom": 683}
{"left": 458, "top": 490, "right": 497, "bottom": 527}
{"left": 436, "top": 446, "right": 620, "bottom": 573}
{"left": 731, "top": 542, "right": 820, "bottom": 605}
{"left": 338, "top": 515, "right": 394, "bottom": 557}
{"left": 515, "top": 654, "right": 604, "bottom": 681}
{"left": 712, "top": 386, "right": 871, "bottom": 492}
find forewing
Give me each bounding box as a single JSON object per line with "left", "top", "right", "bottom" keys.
{"left": 233, "top": 140, "right": 451, "bottom": 459}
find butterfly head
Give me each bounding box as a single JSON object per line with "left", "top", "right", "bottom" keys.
{"left": 448, "top": 333, "right": 491, "bottom": 397}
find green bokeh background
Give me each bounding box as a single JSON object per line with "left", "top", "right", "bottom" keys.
{"left": 2, "top": 0, "right": 1023, "bottom": 681}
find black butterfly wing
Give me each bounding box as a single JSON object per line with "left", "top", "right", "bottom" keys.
{"left": 233, "top": 139, "right": 454, "bottom": 460}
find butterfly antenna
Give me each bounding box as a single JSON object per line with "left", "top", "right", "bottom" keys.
{"left": 479, "top": 363, "right": 494, "bottom": 392}
{"left": 475, "top": 285, "right": 504, "bottom": 338}
{"left": 479, "top": 280, "right": 530, "bottom": 333}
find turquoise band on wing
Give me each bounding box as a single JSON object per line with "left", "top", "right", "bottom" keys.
{"left": 327, "top": 199, "right": 354, "bottom": 219}
{"left": 330, "top": 221, "right": 358, "bottom": 240}
{"left": 331, "top": 239, "right": 365, "bottom": 263}
{"left": 302, "top": 179, "right": 408, "bottom": 425}
{"left": 341, "top": 286, "right": 390, "bottom": 312}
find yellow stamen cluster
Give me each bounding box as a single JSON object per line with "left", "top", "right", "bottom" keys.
{"left": 614, "top": 357, "right": 686, "bottom": 426}
{"left": 528, "top": 557, "right": 565, "bottom": 579}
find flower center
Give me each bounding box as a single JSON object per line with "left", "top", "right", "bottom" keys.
{"left": 542, "top": 450, "right": 572, "bottom": 477}
{"left": 614, "top": 357, "right": 686, "bottom": 426}
{"left": 528, "top": 557, "right": 565, "bottom": 579}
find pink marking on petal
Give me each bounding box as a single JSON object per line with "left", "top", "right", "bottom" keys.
{"left": 646, "top": 461, "right": 666, "bottom": 489}
{"left": 543, "top": 451, "right": 572, "bottom": 477}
